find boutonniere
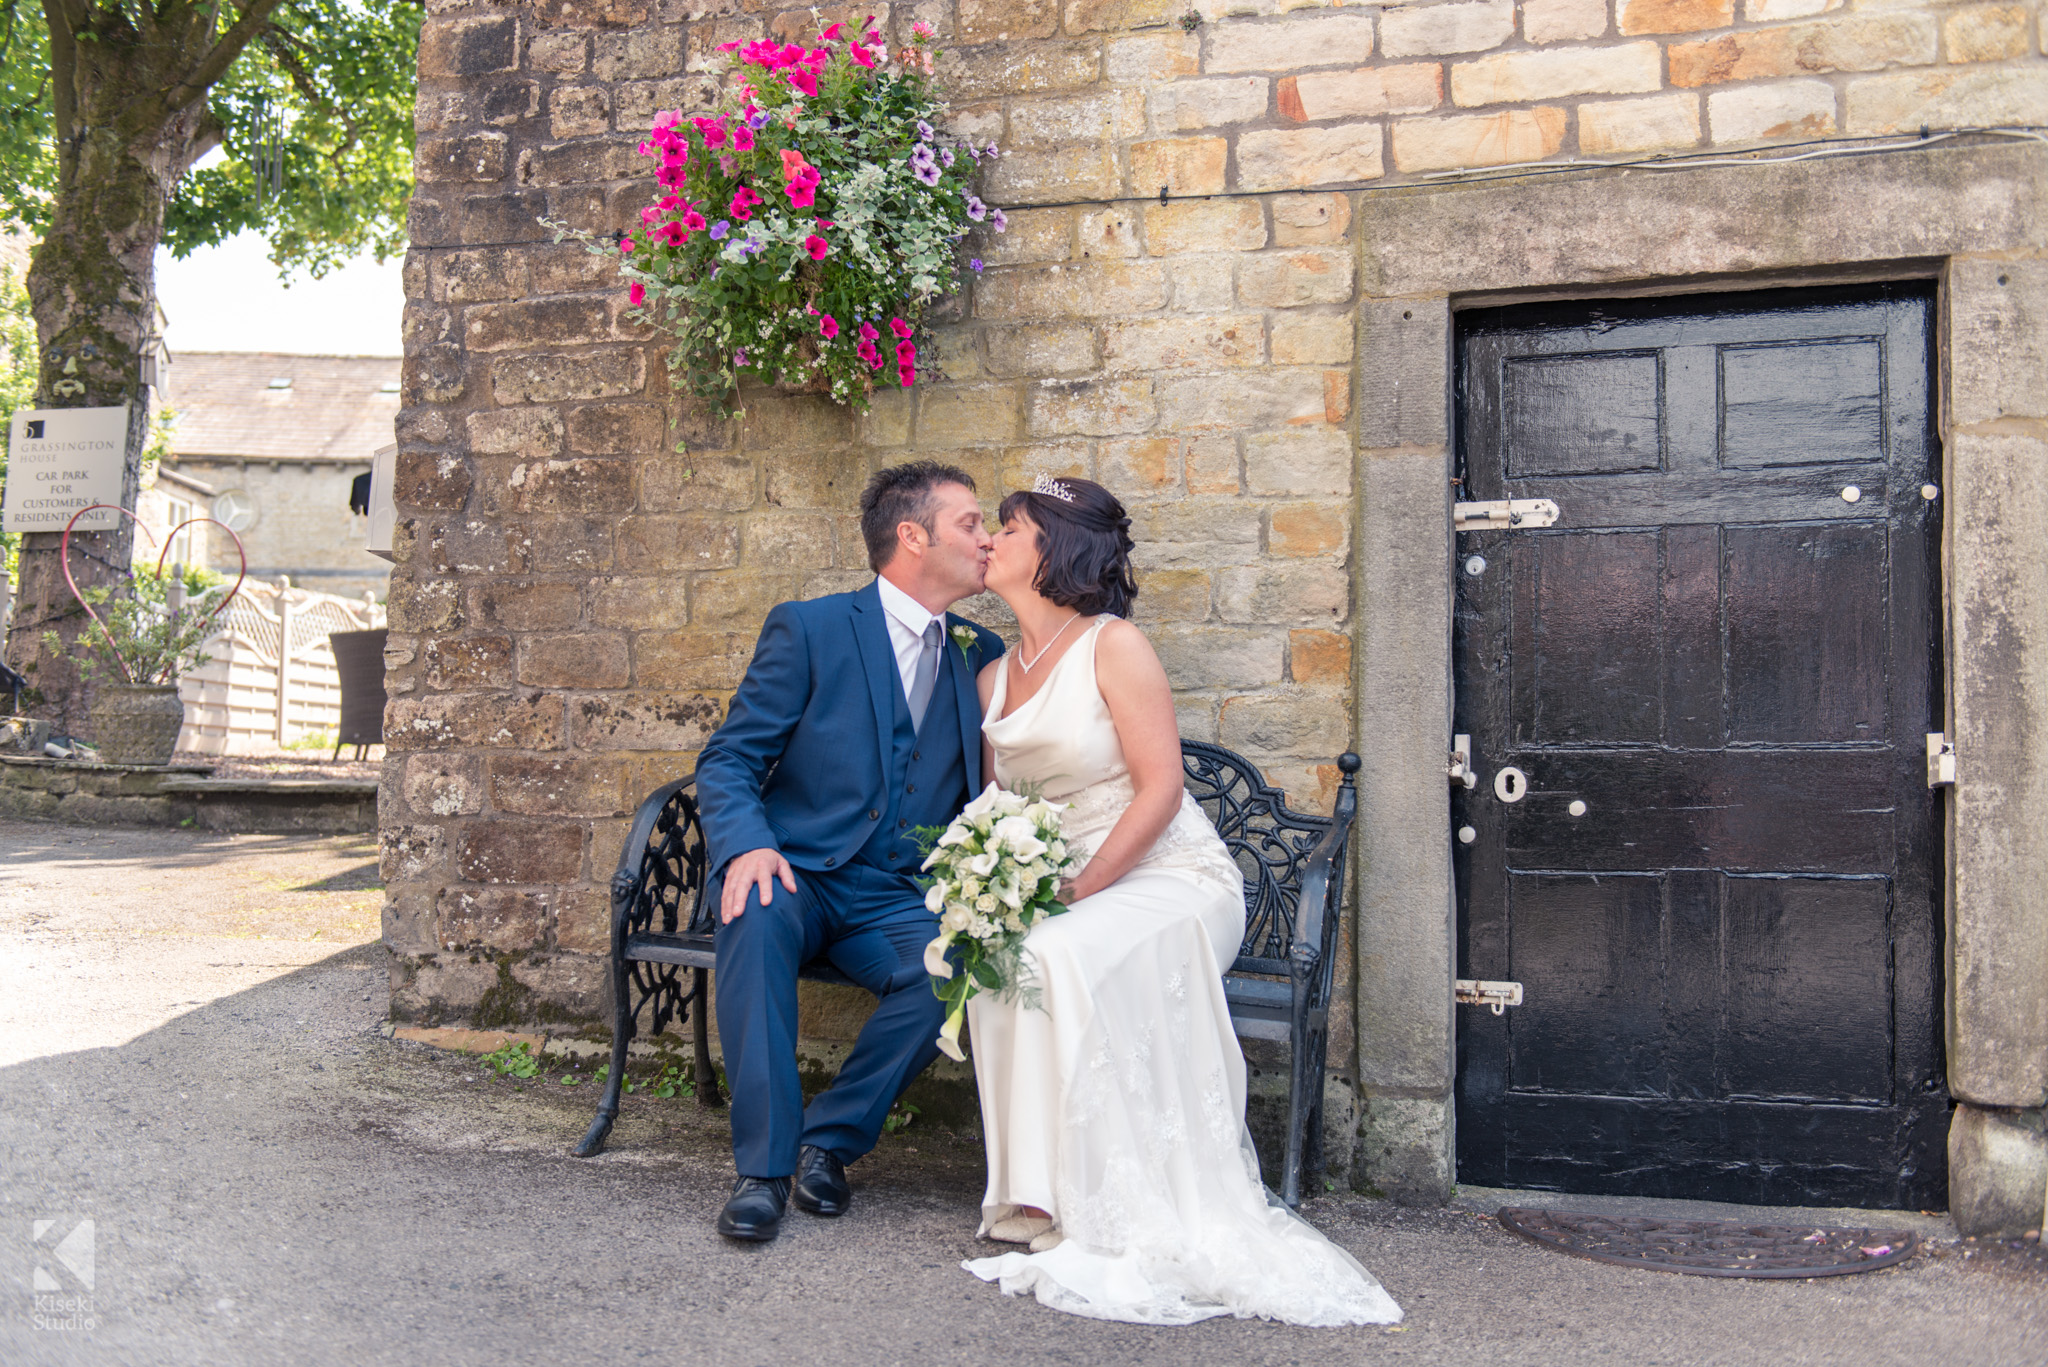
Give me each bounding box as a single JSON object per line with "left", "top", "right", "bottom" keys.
{"left": 948, "top": 623, "right": 978, "bottom": 666}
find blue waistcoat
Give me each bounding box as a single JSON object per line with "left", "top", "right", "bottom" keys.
{"left": 855, "top": 651, "right": 969, "bottom": 873}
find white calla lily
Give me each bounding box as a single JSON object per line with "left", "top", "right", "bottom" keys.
{"left": 924, "top": 933, "right": 956, "bottom": 979}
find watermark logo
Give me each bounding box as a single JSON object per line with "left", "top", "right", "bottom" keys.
{"left": 30, "top": 1218, "right": 96, "bottom": 1332}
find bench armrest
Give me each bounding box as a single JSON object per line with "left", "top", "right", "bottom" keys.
{"left": 609, "top": 774, "right": 699, "bottom": 950}
{"left": 1287, "top": 755, "right": 1361, "bottom": 992}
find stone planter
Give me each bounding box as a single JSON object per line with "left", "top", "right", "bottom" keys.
{"left": 89, "top": 683, "right": 186, "bottom": 766}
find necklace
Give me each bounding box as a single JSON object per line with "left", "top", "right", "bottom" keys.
{"left": 1016, "top": 613, "right": 1082, "bottom": 673}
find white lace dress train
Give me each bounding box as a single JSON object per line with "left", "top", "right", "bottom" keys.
{"left": 962, "top": 619, "right": 1402, "bottom": 1327}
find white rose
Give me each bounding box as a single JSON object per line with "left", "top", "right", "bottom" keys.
{"left": 1048, "top": 840, "right": 1067, "bottom": 862}
{"left": 975, "top": 894, "right": 998, "bottom": 914}
{"left": 1004, "top": 910, "right": 1025, "bottom": 932}
{"left": 942, "top": 904, "right": 973, "bottom": 933}
{"left": 994, "top": 790, "right": 1028, "bottom": 816}
{"left": 1023, "top": 800, "right": 1058, "bottom": 826}
{"left": 960, "top": 877, "right": 982, "bottom": 901}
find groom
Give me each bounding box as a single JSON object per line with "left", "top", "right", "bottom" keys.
{"left": 694, "top": 460, "right": 1004, "bottom": 1241}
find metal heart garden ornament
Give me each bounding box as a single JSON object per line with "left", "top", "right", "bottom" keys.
{"left": 58, "top": 502, "right": 247, "bottom": 686}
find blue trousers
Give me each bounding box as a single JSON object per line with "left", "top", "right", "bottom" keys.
{"left": 712, "top": 860, "right": 947, "bottom": 1178}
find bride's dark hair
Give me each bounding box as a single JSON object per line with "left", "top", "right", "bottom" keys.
{"left": 997, "top": 477, "right": 1139, "bottom": 618}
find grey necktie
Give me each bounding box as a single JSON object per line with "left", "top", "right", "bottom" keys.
{"left": 907, "top": 619, "right": 943, "bottom": 733}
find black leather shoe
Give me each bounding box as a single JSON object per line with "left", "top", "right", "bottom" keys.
{"left": 716, "top": 1176, "right": 791, "bottom": 1241}
{"left": 793, "top": 1145, "right": 851, "bottom": 1217}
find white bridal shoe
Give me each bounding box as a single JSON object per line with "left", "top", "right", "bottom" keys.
{"left": 987, "top": 1213, "right": 1055, "bottom": 1244}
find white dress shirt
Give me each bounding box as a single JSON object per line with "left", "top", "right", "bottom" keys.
{"left": 875, "top": 574, "right": 941, "bottom": 703}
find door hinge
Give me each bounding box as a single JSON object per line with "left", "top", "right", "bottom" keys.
{"left": 1455, "top": 979, "right": 1524, "bottom": 1015}
{"left": 1449, "top": 733, "right": 1476, "bottom": 789}
{"left": 1454, "top": 498, "right": 1560, "bottom": 531}
{"left": 1927, "top": 733, "right": 1956, "bottom": 788}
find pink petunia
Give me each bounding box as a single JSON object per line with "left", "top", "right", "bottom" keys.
{"left": 629, "top": 282, "right": 646, "bottom": 305}
{"left": 717, "top": 39, "right": 742, "bottom": 51}
{"left": 620, "top": 237, "right": 636, "bottom": 253}
{"left": 804, "top": 235, "right": 830, "bottom": 261}
{"left": 640, "top": 205, "right": 661, "bottom": 226}
{"left": 657, "top": 220, "right": 687, "bottom": 246}
{"left": 895, "top": 339, "right": 916, "bottom": 361}
{"left": 787, "top": 66, "right": 819, "bottom": 97}
{"left": 693, "top": 116, "right": 727, "bottom": 150}
{"left": 656, "top": 162, "right": 687, "bottom": 188}
{"left": 821, "top": 22, "right": 843, "bottom": 40}
{"left": 820, "top": 315, "right": 839, "bottom": 339}
{"left": 728, "top": 185, "right": 761, "bottom": 221}
{"left": 888, "top": 317, "right": 913, "bottom": 339}
{"left": 849, "top": 42, "right": 877, "bottom": 67}
{"left": 788, "top": 181, "right": 817, "bottom": 209}
{"left": 683, "top": 208, "right": 709, "bottom": 232}
{"left": 857, "top": 322, "right": 879, "bottom": 341}
{"left": 781, "top": 149, "right": 811, "bottom": 182}
{"left": 732, "top": 126, "right": 755, "bottom": 152}
{"left": 899, "top": 367, "right": 917, "bottom": 388}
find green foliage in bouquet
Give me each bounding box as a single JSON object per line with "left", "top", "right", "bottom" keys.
{"left": 44, "top": 566, "right": 230, "bottom": 687}
{"left": 916, "top": 783, "right": 1081, "bottom": 1061}
{"left": 550, "top": 18, "right": 1005, "bottom": 421}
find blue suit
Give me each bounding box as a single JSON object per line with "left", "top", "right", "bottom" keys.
{"left": 695, "top": 581, "right": 1004, "bottom": 1177}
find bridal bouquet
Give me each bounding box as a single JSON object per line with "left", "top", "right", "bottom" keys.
{"left": 918, "top": 784, "right": 1081, "bottom": 1062}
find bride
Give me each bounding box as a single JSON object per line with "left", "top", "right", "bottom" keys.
{"left": 959, "top": 473, "right": 1402, "bottom": 1327}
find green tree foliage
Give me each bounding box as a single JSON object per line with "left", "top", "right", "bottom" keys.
{"left": 0, "top": 260, "right": 35, "bottom": 580}
{"left": 0, "top": 0, "right": 419, "bottom": 276}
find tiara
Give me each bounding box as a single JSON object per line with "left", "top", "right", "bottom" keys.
{"left": 1031, "top": 472, "right": 1077, "bottom": 504}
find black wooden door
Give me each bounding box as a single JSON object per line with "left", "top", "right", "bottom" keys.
{"left": 1452, "top": 285, "right": 1946, "bottom": 1209}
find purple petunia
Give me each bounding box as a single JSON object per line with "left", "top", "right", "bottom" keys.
{"left": 734, "top": 349, "right": 748, "bottom": 365}
{"left": 965, "top": 196, "right": 986, "bottom": 222}
{"left": 916, "top": 120, "right": 934, "bottom": 141}
{"left": 748, "top": 110, "right": 771, "bottom": 130}
{"left": 708, "top": 220, "right": 730, "bottom": 240}
{"left": 912, "top": 161, "right": 941, "bottom": 186}
{"left": 970, "top": 258, "right": 984, "bottom": 272}
{"left": 990, "top": 209, "right": 1008, "bottom": 233}
{"left": 940, "top": 146, "right": 955, "bottom": 168}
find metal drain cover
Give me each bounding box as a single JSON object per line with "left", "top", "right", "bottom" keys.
{"left": 1498, "top": 1207, "right": 1919, "bottom": 1278}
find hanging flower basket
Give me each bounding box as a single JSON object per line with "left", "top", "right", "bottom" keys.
{"left": 551, "top": 18, "right": 1004, "bottom": 417}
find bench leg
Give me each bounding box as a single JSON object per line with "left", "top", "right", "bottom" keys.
{"left": 572, "top": 946, "right": 635, "bottom": 1157}
{"left": 692, "top": 967, "right": 724, "bottom": 1108}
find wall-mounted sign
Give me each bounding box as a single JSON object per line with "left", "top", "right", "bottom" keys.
{"left": 2, "top": 405, "right": 130, "bottom": 533}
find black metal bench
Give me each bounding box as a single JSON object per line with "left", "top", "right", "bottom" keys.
{"left": 572, "top": 742, "right": 1361, "bottom": 1207}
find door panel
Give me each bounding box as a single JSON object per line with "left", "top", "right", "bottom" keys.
{"left": 1454, "top": 284, "right": 1946, "bottom": 1209}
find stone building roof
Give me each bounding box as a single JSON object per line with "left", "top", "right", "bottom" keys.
{"left": 164, "top": 352, "right": 401, "bottom": 464}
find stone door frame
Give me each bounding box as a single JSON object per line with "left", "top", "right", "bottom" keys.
{"left": 1345, "top": 138, "right": 2048, "bottom": 1218}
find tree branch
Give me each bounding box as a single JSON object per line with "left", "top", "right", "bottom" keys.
{"left": 163, "top": 0, "right": 285, "bottom": 109}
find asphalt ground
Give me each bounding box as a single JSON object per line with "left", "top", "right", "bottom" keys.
{"left": 1, "top": 819, "right": 2042, "bottom": 1366}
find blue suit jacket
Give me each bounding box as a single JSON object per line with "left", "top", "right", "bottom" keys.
{"left": 695, "top": 581, "right": 1006, "bottom": 876}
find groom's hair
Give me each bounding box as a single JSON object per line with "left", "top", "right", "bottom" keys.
{"left": 860, "top": 461, "right": 977, "bottom": 571}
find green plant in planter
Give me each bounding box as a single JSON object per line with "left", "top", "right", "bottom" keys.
{"left": 43, "top": 565, "right": 229, "bottom": 687}
{"left": 548, "top": 19, "right": 1002, "bottom": 420}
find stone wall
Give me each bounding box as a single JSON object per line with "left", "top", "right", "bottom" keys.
{"left": 394, "top": 0, "right": 2048, "bottom": 1202}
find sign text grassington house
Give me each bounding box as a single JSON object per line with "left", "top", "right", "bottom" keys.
{"left": 391, "top": 0, "right": 2048, "bottom": 1231}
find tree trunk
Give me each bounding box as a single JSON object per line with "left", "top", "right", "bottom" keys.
{"left": 4, "top": 11, "right": 212, "bottom": 737}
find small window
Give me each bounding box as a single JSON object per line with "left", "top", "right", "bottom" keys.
{"left": 266, "top": 376, "right": 293, "bottom": 390}
{"left": 378, "top": 380, "right": 400, "bottom": 394}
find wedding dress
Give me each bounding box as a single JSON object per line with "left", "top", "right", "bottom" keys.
{"left": 962, "top": 617, "right": 1402, "bottom": 1327}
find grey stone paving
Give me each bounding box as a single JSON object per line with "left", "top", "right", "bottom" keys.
{"left": 1, "top": 820, "right": 2042, "bottom": 1366}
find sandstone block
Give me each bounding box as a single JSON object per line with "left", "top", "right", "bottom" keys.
{"left": 570, "top": 692, "right": 724, "bottom": 751}
{"left": 978, "top": 260, "right": 1170, "bottom": 321}
{"left": 387, "top": 576, "right": 464, "bottom": 633}
{"left": 1155, "top": 369, "right": 1329, "bottom": 431}
{"left": 592, "top": 24, "right": 684, "bottom": 82}
{"left": 1129, "top": 137, "right": 1228, "bottom": 195}
{"left": 523, "top": 515, "right": 615, "bottom": 574}
{"left": 1523, "top": 0, "right": 1610, "bottom": 43}
{"left": 1132, "top": 567, "right": 1213, "bottom": 622}
{"left": 1391, "top": 106, "right": 1569, "bottom": 171}
{"left": 519, "top": 632, "right": 630, "bottom": 688}
{"left": 1026, "top": 378, "right": 1159, "bottom": 436}
{"left": 1221, "top": 690, "right": 1352, "bottom": 756}
{"left": 1149, "top": 77, "right": 1269, "bottom": 132}
{"left": 1844, "top": 65, "right": 2048, "bottom": 134}
{"left": 474, "top": 78, "right": 545, "bottom": 128}
{"left": 613, "top": 516, "right": 741, "bottom": 571}
{"left": 549, "top": 85, "right": 611, "bottom": 139}
{"left": 1167, "top": 256, "right": 1237, "bottom": 312}
{"left": 1217, "top": 561, "right": 1350, "bottom": 625}
{"left": 1129, "top": 500, "right": 1264, "bottom": 565}
{"left": 1106, "top": 32, "right": 1200, "bottom": 83}
{"left": 1745, "top": 0, "right": 1835, "bottom": 18}
{"left": 1619, "top": 0, "right": 1732, "bottom": 34}
{"left": 945, "top": 39, "right": 1102, "bottom": 99}
{"left": 1205, "top": 13, "right": 1377, "bottom": 72}
{"left": 468, "top": 407, "right": 564, "bottom": 458}
{"left": 1174, "top": 694, "right": 1219, "bottom": 743}
{"left": 434, "top": 249, "right": 529, "bottom": 304}
{"left": 1270, "top": 501, "right": 1351, "bottom": 558}
{"left": 997, "top": 442, "right": 1092, "bottom": 491}
{"left": 463, "top": 188, "right": 556, "bottom": 243}
{"left": 860, "top": 391, "right": 914, "bottom": 447}
{"left": 1281, "top": 64, "right": 1443, "bottom": 122}
{"left": 1580, "top": 91, "right": 1704, "bottom": 153}
{"left": 743, "top": 512, "right": 838, "bottom": 572}
{"left": 487, "top": 755, "right": 629, "bottom": 817}
{"left": 428, "top": 521, "right": 526, "bottom": 576}
{"left": 1145, "top": 200, "right": 1267, "bottom": 256}
{"left": 1238, "top": 124, "right": 1385, "bottom": 191}
{"left": 1949, "top": 1104, "right": 2048, "bottom": 1237}
{"left": 1948, "top": 258, "right": 2048, "bottom": 425}
{"left": 1670, "top": 15, "right": 1939, "bottom": 87}
{"left": 985, "top": 144, "right": 1120, "bottom": 205}
{"left": 692, "top": 571, "right": 808, "bottom": 627}
{"left": 979, "top": 207, "right": 1074, "bottom": 267}
{"left": 552, "top": 884, "right": 611, "bottom": 956}
{"left": 632, "top": 630, "right": 755, "bottom": 689}
{"left": 1008, "top": 91, "right": 1135, "bottom": 148}
{"left": 385, "top": 691, "right": 565, "bottom": 752}
{"left": 1238, "top": 249, "right": 1356, "bottom": 308}
{"left": 419, "top": 14, "right": 519, "bottom": 78}
{"left": 527, "top": 242, "right": 616, "bottom": 295}
{"left": 481, "top": 458, "right": 636, "bottom": 516}
{"left": 1708, "top": 79, "right": 1837, "bottom": 140}
{"left": 588, "top": 576, "right": 688, "bottom": 630}
{"left": 1945, "top": 4, "right": 2031, "bottom": 62}
{"left": 1272, "top": 311, "right": 1355, "bottom": 366}
{"left": 984, "top": 323, "right": 1099, "bottom": 377}
{"left": 1149, "top": 626, "right": 1287, "bottom": 688}
{"left": 1099, "top": 437, "right": 1181, "bottom": 497}
{"left": 457, "top": 820, "right": 585, "bottom": 884}
{"left": 438, "top": 888, "right": 547, "bottom": 952}
{"left": 568, "top": 403, "right": 666, "bottom": 456}
{"left": 1065, "top": 0, "right": 1184, "bottom": 31}
{"left": 1102, "top": 315, "right": 1265, "bottom": 373}
{"left": 527, "top": 31, "right": 589, "bottom": 74}
{"left": 382, "top": 890, "right": 437, "bottom": 954}
{"left": 1451, "top": 41, "right": 1662, "bottom": 106}
{"left": 1272, "top": 194, "right": 1352, "bottom": 246}
{"left": 1244, "top": 428, "right": 1352, "bottom": 497}
{"left": 491, "top": 350, "right": 645, "bottom": 405}
{"left": 1290, "top": 628, "right": 1352, "bottom": 683}
{"left": 417, "top": 134, "right": 509, "bottom": 184}
{"left": 395, "top": 451, "right": 473, "bottom": 512}
{"left": 1380, "top": 0, "right": 1515, "bottom": 58}
{"left": 918, "top": 385, "right": 1023, "bottom": 447}
{"left": 958, "top": 0, "right": 1058, "bottom": 43}
{"left": 404, "top": 344, "right": 466, "bottom": 405}
{"left": 1076, "top": 207, "right": 1142, "bottom": 260}
{"left": 759, "top": 447, "right": 866, "bottom": 511}
{"left": 424, "top": 635, "right": 514, "bottom": 690}
{"left": 471, "top": 580, "right": 586, "bottom": 632}
{"left": 404, "top": 755, "right": 485, "bottom": 817}
{"left": 465, "top": 296, "right": 610, "bottom": 353}
{"left": 380, "top": 824, "right": 448, "bottom": 883}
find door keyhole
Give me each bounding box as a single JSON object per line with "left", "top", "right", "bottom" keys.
{"left": 1493, "top": 767, "right": 1527, "bottom": 803}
